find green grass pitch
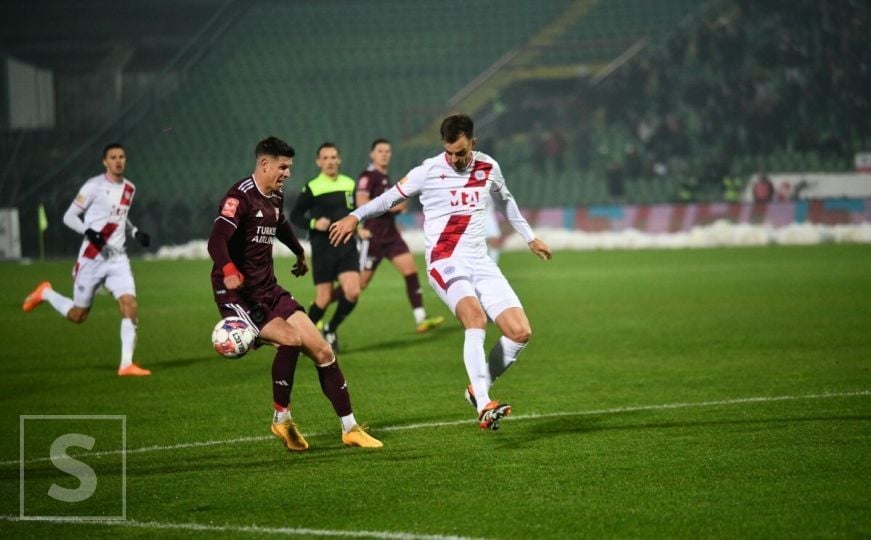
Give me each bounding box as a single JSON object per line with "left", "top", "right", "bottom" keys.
{"left": 1, "top": 244, "right": 870, "bottom": 539}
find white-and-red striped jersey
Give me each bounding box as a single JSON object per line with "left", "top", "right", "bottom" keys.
{"left": 71, "top": 173, "right": 136, "bottom": 259}
{"left": 392, "top": 151, "right": 533, "bottom": 265}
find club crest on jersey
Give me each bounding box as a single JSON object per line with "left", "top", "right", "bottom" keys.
{"left": 464, "top": 161, "right": 492, "bottom": 188}
{"left": 449, "top": 189, "right": 480, "bottom": 208}
{"left": 221, "top": 197, "right": 239, "bottom": 218}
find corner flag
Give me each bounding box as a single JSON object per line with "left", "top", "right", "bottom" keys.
{"left": 37, "top": 203, "right": 48, "bottom": 260}
{"left": 38, "top": 203, "right": 48, "bottom": 232}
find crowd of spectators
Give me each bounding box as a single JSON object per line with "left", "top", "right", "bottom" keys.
{"left": 496, "top": 0, "right": 870, "bottom": 204}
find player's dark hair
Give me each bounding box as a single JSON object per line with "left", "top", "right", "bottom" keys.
{"left": 370, "top": 138, "right": 390, "bottom": 151}
{"left": 255, "top": 136, "right": 295, "bottom": 159}
{"left": 317, "top": 142, "right": 339, "bottom": 157}
{"left": 440, "top": 114, "right": 474, "bottom": 143}
{"left": 102, "top": 143, "right": 125, "bottom": 158}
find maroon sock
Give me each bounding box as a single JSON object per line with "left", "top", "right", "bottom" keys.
{"left": 316, "top": 360, "right": 352, "bottom": 417}
{"left": 404, "top": 273, "right": 423, "bottom": 309}
{"left": 272, "top": 346, "right": 300, "bottom": 409}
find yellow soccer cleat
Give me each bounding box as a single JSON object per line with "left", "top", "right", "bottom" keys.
{"left": 416, "top": 315, "right": 445, "bottom": 333}
{"left": 271, "top": 419, "right": 309, "bottom": 452}
{"left": 341, "top": 425, "right": 383, "bottom": 448}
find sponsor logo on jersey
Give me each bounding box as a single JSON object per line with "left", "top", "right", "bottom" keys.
{"left": 251, "top": 225, "right": 276, "bottom": 244}
{"left": 444, "top": 266, "right": 455, "bottom": 275}
{"left": 449, "top": 189, "right": 481, "bottom": 207}
{"left": 221, "top": 197, "right": 239, "bottom": 218}
{"left": 255, "top": 210, "right": 263, "bottom": 218}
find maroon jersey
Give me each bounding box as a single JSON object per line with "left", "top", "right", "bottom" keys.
{"left": 209, "top": 176, "right": 293, "bottom": 303}
{"left": 356, "top": 166, "right": 401, "bottom": 244}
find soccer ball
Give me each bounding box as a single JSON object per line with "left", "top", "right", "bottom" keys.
{"left": 211, "top": 317, "right": 256, "bottom": 359}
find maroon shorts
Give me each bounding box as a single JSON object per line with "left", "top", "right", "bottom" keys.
{"left": 216, "top": 285, "right": 304, "bottom": 335}
{"left": 360, "top": 235, "right": 410, "bottom": 272}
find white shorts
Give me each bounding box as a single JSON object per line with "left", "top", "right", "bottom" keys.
{"left": 426, "top": 255, "right": 521, "bottom": 321}
{"left": 72, "top": 256, "right": 136, "bottom": 308}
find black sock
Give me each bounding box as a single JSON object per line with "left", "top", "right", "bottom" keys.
{"left": 327, "top": 295, "right": 357, "bottom": 331}
{"left": 331, "top": 286, "right": 342, "bottom": 303}
{"left": 308, "top": 302, "right": 326, "bottom": 325}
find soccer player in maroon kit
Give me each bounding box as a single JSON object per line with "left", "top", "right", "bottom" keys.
{"left": 208, "top": 136, "right": 382, "bottom": 450}
{"left": 327, "top": 138, "right": 445, "bottom": 333}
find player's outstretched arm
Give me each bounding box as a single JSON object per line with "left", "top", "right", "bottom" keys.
{"left": 528, "top": 238, "right": 552, "bottom": 260}
{"left": 329, "top": 216, "right": 359, "bottom": 246}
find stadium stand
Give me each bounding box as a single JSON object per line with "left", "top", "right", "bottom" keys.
{"left": 2, "top": 0, "right": 869, "bottom": 255}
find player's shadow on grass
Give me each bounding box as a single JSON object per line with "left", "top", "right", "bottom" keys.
{"left": 154, "top": 355, "right": 216, "bottom": 369}
{"left": 521, "top": 413, "right": 871, "bottom": 443}
{"left": 341, "top": 325, "right": 463, "bottom": 356}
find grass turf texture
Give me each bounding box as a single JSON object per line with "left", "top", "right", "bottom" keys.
{"left": 1, "top": 244, "right": 869, "bottom": 539}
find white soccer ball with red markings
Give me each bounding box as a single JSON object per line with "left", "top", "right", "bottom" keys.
{"left": 211, "top": 317, "right": 255, "bottom": 359}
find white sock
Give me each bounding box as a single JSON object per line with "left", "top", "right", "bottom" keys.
{"left": 488, "top": 336, "right": 526, "bottom": 383}
{"left": 120, "top": 318, "right": 136, "bottom": 369}
{"left": 42, "top": 287, "right": 74, "bottom": 317}
{"left": 340, "top": 413, "right": 358, "bottom": 433}
{"left": 413, "top": 307, "right": 426, "bottom": 324}
{"left": 273, "top": 409, "right": 291, "bottom": 424}
{"left": 463, "top": 329, "right": 491, "bottom": 412}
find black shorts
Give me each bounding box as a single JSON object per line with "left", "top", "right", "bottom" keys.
{"left": 216, "top": 284, "right": 304, "bottom": 335}
{"left": 359, "top": 235, "right": 411, "bottom": 272}
{"left": 310, "top": 236, "right": 359, "bottom": 284}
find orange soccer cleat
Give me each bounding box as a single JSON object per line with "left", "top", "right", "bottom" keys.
{"left": 117, "top": 363, "right": 152, "bottom": 377}
{"left": 22, "top": 281, "right": 52, "bottom": 312}
{"left": 478, "top": 401, "right": 512, "bottom": 431}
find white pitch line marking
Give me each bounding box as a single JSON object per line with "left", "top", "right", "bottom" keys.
{"left": 3, "top": 390, "right": 868, "bottom": 467}
{"left": 0, "top": 515, "right": 483, "bottom": 540}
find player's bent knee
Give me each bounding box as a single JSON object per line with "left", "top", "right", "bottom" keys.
{"left": 68, "top": 308, "right": 88, "bottom": 324}
{"left": 312, "top": 343, "right": 334, "bottom": 365}
{"left": 510, "top": 327, "right": 532, "bottom": 344}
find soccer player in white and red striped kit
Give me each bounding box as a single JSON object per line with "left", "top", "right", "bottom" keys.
{"left": 330, "top": 114, "right": 552, "bottom": 430}
{"left": 22, "top": 143, "right": 152, "bottom": 376}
